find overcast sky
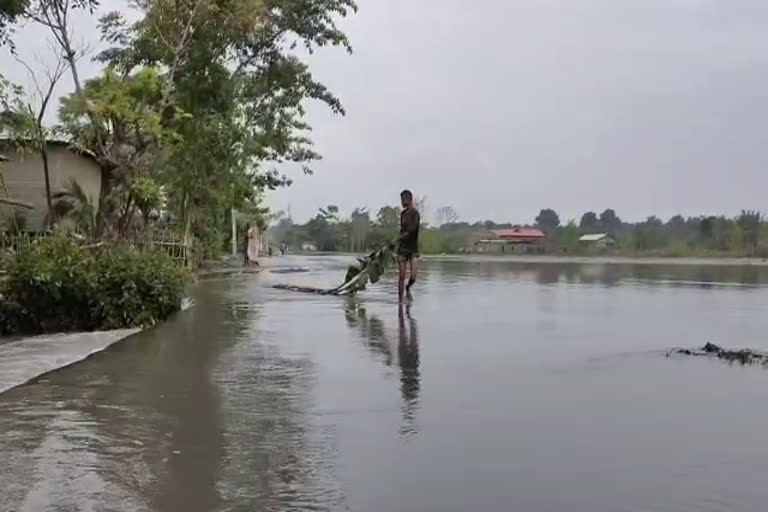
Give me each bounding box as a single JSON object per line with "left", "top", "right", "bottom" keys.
{"left": 4, "top": 0, "right": 768, "bottom": 224}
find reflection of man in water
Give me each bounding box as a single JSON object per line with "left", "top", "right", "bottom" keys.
{"left": 398, "top": 305, "right": 420, "bottom": 435}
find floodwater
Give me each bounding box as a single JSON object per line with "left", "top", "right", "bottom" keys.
{"left": 2, "top": 256, "right": 768, "bottom": 512}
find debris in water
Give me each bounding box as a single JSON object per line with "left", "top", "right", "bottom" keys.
{"left": 270, "top": 268, "right": 310, "bottom": 274}
{"left": 667, "top": 343, "right": 768, "bottom": 366}
{"left": 274, "top": 244, "right": 396, "bottom": 296}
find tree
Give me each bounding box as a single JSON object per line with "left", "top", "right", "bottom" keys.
{"left": 599, "top": 208, "right": 622, "bottom": 234}
{"left": 22, "top": 0, "right": 97, "bottom": 96}
{"left": 535, "top": 208, "right": 560, "bottom": 233}
{"left": 97, "top": 0, "right": 357, "bottom": 248}
{"left": 699, "top": 216, "right": 715, "bottom": 240}
{"left": 318, "top": 205, "right": 340, "bottom": 223}
{"left": 667, "top": 214, "right": 686, "bottom": 231}
{"left": 0, "top": 0, "right": 29, "bottom": 48}
{"left": 413, "top": 195, "right": 428, "bottom": 224}
{"left": 58, "top": 67, "right": 178, "bottom": 237}
{"left": 579, "top": 211, "right": 598, "bottom": 231}
{"left": 556, "top": 220, "right": 581, "bottom": 254}
{"left": 376, "top": 206, "right": 399, "bottom": 228}
{"left": 435, "top": 205, "right": 459, "bottom": 226}
{"left": 737, "top": 210, "right": 761, "bottom": 250}
{"left": 350, "top": 207, "right": 370, "bottom": 251}
{"left": 644, "top": 215, "right": 663, "bottom": 228}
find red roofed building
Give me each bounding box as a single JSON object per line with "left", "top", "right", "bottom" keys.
{"left": 474, "top": 228, "right": 547, "bottom": 253}
{"left": 492, "top": 228, "right": 546, "bottom": 242}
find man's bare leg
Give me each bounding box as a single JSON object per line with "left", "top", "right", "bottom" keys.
{"left": 406, "top": 257, "right": 418, "bottom": 299}
{"left": 398, "top": 260, "right": 407, "bottom": 303}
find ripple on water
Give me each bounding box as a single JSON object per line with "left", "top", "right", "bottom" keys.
{"left": 214, "top": 326, "right": 346, "bottom": 511}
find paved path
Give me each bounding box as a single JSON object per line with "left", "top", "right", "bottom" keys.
{"left": 0, "top": 329, "right": 139, "bottom": 394}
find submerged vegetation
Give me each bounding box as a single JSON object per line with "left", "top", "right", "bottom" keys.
{"left": 274, "top": 243, "right": 396, "bottom": 296}
{"left": 668, "top": 343, "right": 768, "bottom": 367}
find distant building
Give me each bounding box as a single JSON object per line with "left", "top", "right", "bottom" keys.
{"left": 579, "top": 233, "right": 615, "bottom": 249}
{"left": 474, "top": 228, "right": 546, "bottom": 254}
{"left": 0, "top": 141, "right": 101, "bottom": 232}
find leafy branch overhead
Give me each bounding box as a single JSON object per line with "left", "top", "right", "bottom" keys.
{"left": 77, "top": 0, "right": 356, "bottom": 235}
{"left": 1, "top": 0, "right": 356, "bottom": 245}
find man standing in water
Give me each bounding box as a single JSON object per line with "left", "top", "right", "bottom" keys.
{"left": 397, "top": 190, "right": 420, "bottom": 303}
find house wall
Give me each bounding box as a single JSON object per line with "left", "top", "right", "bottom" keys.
{"left": 0, "top": 145, "right": 101, "bottom": 231}
{"left": 475, "top": 241, "right": 542, "bottom": 254}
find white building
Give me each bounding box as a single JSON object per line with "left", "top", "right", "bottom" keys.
{"left": 579, "top": 233, "right": 615, "bottom": 249}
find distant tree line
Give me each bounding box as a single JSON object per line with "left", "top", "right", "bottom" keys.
{"left": 270, "top": 205, "right": 767, "bottom": 258}
{"left": 537, "top": 208, "right": 765, "bottom": 257}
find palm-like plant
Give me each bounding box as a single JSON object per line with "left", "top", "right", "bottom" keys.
{"left": 46, "top": 179, "right": 97, "bottom": 236}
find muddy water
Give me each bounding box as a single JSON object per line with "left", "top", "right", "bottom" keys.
{"left": 2, "top": 256, "right": 768, "bottom": 512}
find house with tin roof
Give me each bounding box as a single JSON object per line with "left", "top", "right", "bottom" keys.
{"left": 579, "top": 233, "right": 615, "bottom": 249}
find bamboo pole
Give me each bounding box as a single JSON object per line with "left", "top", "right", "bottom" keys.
{"left": 0, "top": 198, "right": 34, "bottom": 209}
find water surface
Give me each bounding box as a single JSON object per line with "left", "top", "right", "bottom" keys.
{"left": 2, "top": 257, "right": 768, "bottom": 512}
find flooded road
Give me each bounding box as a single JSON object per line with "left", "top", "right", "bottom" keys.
{"left": 3, "top": 256, "right": 768, "bottom": 511}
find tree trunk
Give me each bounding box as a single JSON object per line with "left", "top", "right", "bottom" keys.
{"left": 182, "top": 193, "right": 193, "bottom": 268}
{"left": 40, "top": 141, "right": 53, "bottom": 228}
{"left": 183, "top": 211, "right": 193, "bottom": 268}
{"left": 117, "top": 193, "right": 134, "bottom": 237}
{"left": 96, "top": 168, "right": 113, "bottom": 237}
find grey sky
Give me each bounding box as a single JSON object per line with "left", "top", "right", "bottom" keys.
{"left": 4, "top": 0, "right": 768, "bottom": 224}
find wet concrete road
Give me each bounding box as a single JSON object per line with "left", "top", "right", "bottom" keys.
{"left": 3, "top": 256, "right": 768, "bottom": 511}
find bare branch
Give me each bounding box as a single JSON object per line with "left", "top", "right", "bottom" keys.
{"left": 14, "top": 55, "right": 45, "bottom": 101}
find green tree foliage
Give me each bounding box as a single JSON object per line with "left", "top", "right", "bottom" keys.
{"left": 535, "top": 208, "right": 560, "bottom": 233}
{"left": 579, "top": 211, "right": 598, "bottom": 231}
{"left": 737, "top": 210, "right": 761, "bottom": 250}
{"left": 667, "top": 215, "right": 686, "bottom": 229}
{"left": 349, "top": 207, "right": 370, "bottom": 252}
{"left": 58, "top": 67, "right": 179, "bottom": 236}
{"left": 93, "top": 0, "right": 356, "bottom": 245}
{"left": 599, "top": 208, "right": 622, "bottom": 234}
{"left": 0, "top": 0, "right": 29, "bottom": 48}
{"left": 376, "top": 206, "right": 399, "bottom": 228}
{"left": 555, "top": 221, "right": 581, "bottom": 254}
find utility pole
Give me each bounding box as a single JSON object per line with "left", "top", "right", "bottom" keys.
{"left": 231, "top": 207, "right": 237, "bottom": 256}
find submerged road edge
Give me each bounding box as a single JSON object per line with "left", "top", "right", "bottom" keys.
{"left": 0, "top": 329, "right": 142, "bottom": 395}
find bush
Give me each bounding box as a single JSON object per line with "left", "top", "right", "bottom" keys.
{"left": 5, "top": 235, "right": 97, "bottom": 332}
{"left": 2, "top": 235, "right": 189, "bottom": 334}
{"left": 91, "top": 244, "right": 189, "bottom": 329}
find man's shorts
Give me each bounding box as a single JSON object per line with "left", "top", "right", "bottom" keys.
{"left": 397, "top": 248, "right": 419, "bottom": 264}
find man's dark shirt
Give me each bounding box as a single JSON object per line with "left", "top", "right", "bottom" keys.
{"left": 399, "top": 207, "right": 420, "bottom": 254}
